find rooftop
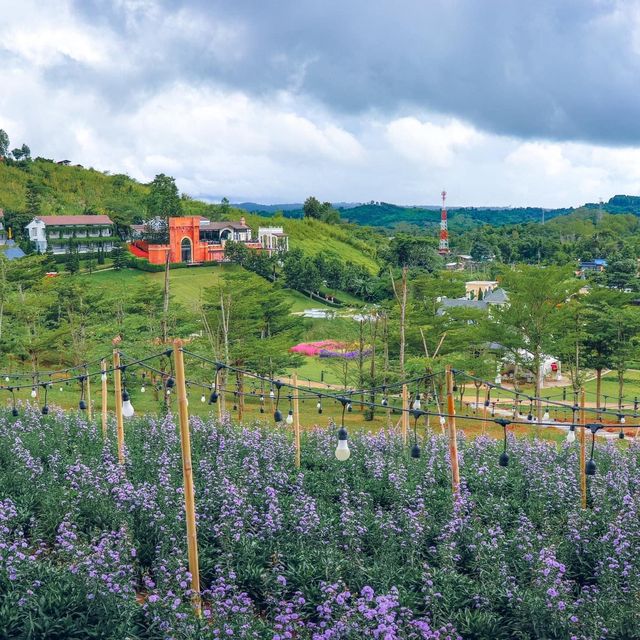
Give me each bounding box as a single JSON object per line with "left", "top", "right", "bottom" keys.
{"left": 33, "top": 215, "right": 113, "bottom": 226}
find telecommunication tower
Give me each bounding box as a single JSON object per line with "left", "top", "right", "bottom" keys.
{"left": 438, "top": 190, "right": 450, "bottom": 255}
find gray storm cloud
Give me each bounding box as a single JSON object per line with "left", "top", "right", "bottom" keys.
{"left": 66, "top": 0, "right": 640, "bottom": 146}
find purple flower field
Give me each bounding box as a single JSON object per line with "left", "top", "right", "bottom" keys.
{"left": 1, "top": 405, "right": 639, "bottom": 639}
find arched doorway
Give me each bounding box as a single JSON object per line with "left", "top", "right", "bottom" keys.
{"left": 181, "top": 237, "right": 192, "bottom": 263}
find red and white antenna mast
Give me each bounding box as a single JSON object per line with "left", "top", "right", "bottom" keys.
{"left": 438, "top": 189, "right": 450, "bottom": 255}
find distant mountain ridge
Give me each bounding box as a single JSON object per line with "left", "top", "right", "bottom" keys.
{"left": 235, "top": 196, "right": 640, "bottom": 229}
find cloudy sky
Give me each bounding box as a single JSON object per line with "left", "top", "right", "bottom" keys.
{"left": 2, "top": 0, "right": 640, "bottom": 207}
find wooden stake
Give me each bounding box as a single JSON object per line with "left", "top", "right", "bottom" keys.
{"left": 446, "top": 365, "right": 460, "bottom": 498}
{"left": 580, "top": 387, "right": 587, "bottom": 510}
{"left": 401, "top": 384, "right": 409, "bottom": 445}
{"left": 292, "top": 372, "right": 301, "bottom": 468}
{"left": 217, "top": 371, "right": 223, "bottom": 421}
{"left": 101, "top": 358, "right": 108, "bottom": 440}
{"left": 173, "top": 339, "right": 201, "bottom": 617}
{"left": 237, "top": 371, "right": 244, "bottom": 422}
{"left": 113, "top": 351, "right": 125, "bottom": 465}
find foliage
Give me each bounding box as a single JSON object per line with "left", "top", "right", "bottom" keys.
{"left": 1, "top": 409, "right": 639, "bottom": 638}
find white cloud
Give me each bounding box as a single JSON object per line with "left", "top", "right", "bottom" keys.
{"left": 386, "top": 117, "right": 482, "bottom": 168}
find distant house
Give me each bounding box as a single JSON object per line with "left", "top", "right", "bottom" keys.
{"left": 437, "top": 287, "right": 508, "bottom": 316}
{"left": 131, "top": 216, "right": 289, "bottom": 265}
{"left": 25, "top": 215, "right": 115, "bottom": 254}
{"left": 465, "top": 280, "right": 498, "bottom": 298}
{"left": 576, "top": 258, "right": 607, "bottom": 278}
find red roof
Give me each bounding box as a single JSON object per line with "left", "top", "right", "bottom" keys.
{"left": 36, "top": 215, "right": 113, "bottom": 225}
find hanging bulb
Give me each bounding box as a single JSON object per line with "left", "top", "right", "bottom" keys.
{"left": 410, "top": 443, "right": 421, "bottom": 458}
{"left": 381, "top": 397, "right": 388, "bottom": 407}
{"left": 233, "top": 403, "right": 237, "bottom": 411}
{"left": 527, "top": 413, "right": 533, "bottom": 421}
{"left": 59, "top": 386, "right": 63, "bottom": 392}
{"left": 316, "top": 397, "right": 323, "bottom": 414}
{"left": 499, "top": 451, "right": 509, "bottom": 466}
{"left": 122, "top": 390, "right": 135, "bottom": 418}
{"left": 30, "top": 387, "right": 37, "bottom": 399}
{"left": 335, "top": 427, "right": 350, "bottom": 461}
{"left": 12, "top": 407, "right": 18, "bottom": 417}
{"left": 269, "top": 389, "right": 275, "bottom": 399}
{"left": 259, "top": 394, "right": 265, "bottom": 403}
{"left": 542, "top": 411, "right": 550, "bottom": 421}
{"left": 620, "top": 415, "right": 626, "bottom": 424}
{"left": 439, "top": 415, "right": 446, "bottom": 426}
{"left": 166, "top": 388, "right": 171, "bottom": 396}
{"left": 200, "top": 394, "right": 206, "bottom": 403}
{"left": 286, "top": 409, "right": 294, "bottom": 425}
{"left": 619, "top": 430, "right": 625, "bottom": 440}
{"left": 413, "top": 396, "right": 421, "bottom": 411}
{"left": 79, "top": 399, "right": 87, "bottom": 410}
{"left": 566, "top": 426, "right": 576, "bottom": 443}
{"left": 585, "top": 459, "right": 596, "bottom": 476}
{"left": 101, "top": 372, "right": 107, "bottom": 382}
{"left": 166, "top": 377, "right": 175, "bottom": 389}
{"left": 274, "top": 409, "right": 283, "bottom": 422}
{"left": 4, "top": 376, "right": 9, "bottom": 382}
{"left": 41, "top": 405, "right": 49, "bottom": 415}
{"left": 140, "top": 385, "right": 146, "bottom": 393}
{"left": 346, "top": 402, "right": 352, "bottom": 413}
{"left": 209, "top": 390, "right": 218, "bottom": 404}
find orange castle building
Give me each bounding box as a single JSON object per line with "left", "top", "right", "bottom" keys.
{"left": 131, "top": 216, "right": 287, "bottom": 265}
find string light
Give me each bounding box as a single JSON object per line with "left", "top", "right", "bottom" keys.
{"left": 585, "top": 424, "right": 601, "bottom": 476}
{"left": 496, "top": 418, "right": 510, "bottom": 466}
{"left": 10, "top": 388, "right": 18, "bottom": 417}
{"left": 273, "top": 381, "right": 283, "bottom": 422}
{"left": 410, "top": 409, "right": 423, "bottom": 458}
{"left": 412, "top": 390, "right": 421, "bottom": 411}
{"left": 41, "top": 384, "right": 50, "bottom": 415}
{"left": 122, "top": 390, "right": 135, "bottom": 418}
{"left": 566, "top": 424, "right": 576, "bottom": 443}
{"left": 78, "top": 376, "right": 87, "bottom": 411}
{"left": 316, "top": 395, "right": 323, "bottom": 414}
{"left": 286, "top": 395, "right": 294, "bottom": 425}
{"left": 335, "top": 399, "right": 351, "bottom": 461}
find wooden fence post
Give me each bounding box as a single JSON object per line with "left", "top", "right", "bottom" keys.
{"left": 292, "top": 372, "right": 301, "bottom": 468}
{"left": 101, "top": 358, "right": 108, "bottom": 440}
{"left": 173, "top": 339, "right": 201, "bottom": 617}
{"left": 401, "top": 384, "right": 409, "bottom": 445}
{"left": 446, "top": 365, "right": 460, "bottom": 498}
{"left": 580, "top": 388, "right": 587, "bottom": 509}
{"left": 113, "top": 351, "right": 125, "bottom": 465}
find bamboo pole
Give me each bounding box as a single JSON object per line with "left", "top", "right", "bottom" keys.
{"left": 113, "top": 351, "right": 125, "bottom": 465}
{"left": 173, "top": 339, "right": 201, "bottom": 617}
{"left": 292, "top": 372, "right": 301, "bottom": 468}
{"left": 401, "top": 384, "right": 409, "bottom": 445}
{"left": 580, "top": 388, "right": 587, "bottom": 510}
{"left": 216, "top": 370, "right": 223, "bottom": 421}
{"left": 101, "top": 358, "right": 108, "bottom": 440}
{"left": 86, "top": 369, "right": 93, "bottom": 422}
{"left": 446, "top": 365, "right": 460, "bottom": 498}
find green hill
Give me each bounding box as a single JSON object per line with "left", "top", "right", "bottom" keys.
{"left": 0, "top": 158, "right": 380, "bottom": 273}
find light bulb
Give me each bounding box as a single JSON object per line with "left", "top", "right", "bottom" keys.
{"left": 439, "top": 416, "right": 446, "bottom": 426}
{"left": 286, "top": 410, "right": 294, "bottom": 425}
{"left": 335, "top": 427, "right": 350, "bottom": 461}
{"left": 30, "top": 388, "right": 37, "bottom": 398}
{"left": 495, "top": 375, "right": 502, "bottom": 385}
{"left": 542, "top": 411, "right": 550, "bottom": 421}
{"left": 4, "top": 376, "right": 9, "bottom": 382}
{"left": 381, "top": 397, "right": 388, "bottom": 406}
{"left": 101, "top": 372, "right": 107, "bottom": 382}
{"left": 413, "top": 398, "right": 421, "bottom": 410}
{"left": 59, "top": 387, "right": 63, "bottom": 392}
{"left": 122, "top": 391, "right": 135, "bottom": 418}
{"left": 620, "top": 416, "right": 626, "bottom": 424}
{"left": 200, "top": 394, "right": 206, "bottom": 403}
{"left": 166, "top": 388, "right": 171, "bottom": 396}
{"left": 140, "top": 385, "right": 146, "bottom": 393}
{"left": 260, "top": 394, "right": 265, "bottom": 402}
{"left": 566, "top": 429, "right": 576, "bottom": 443}
{"left": 269, "top": 390, "right": 275, "bottom": 399}
{"left": 347, "top": 402, "right": 352, "bottom": 413}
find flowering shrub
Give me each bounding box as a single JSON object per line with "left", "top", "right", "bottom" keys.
{"left": 0, "top": 405, "right": 639, "bottom": 638}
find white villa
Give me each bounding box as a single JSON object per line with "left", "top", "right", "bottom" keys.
{"left": 258, "top": 226, "right": 289, "bottom": 254}
{"left": 26, "top": 215, "right": 115, "bottom": 254}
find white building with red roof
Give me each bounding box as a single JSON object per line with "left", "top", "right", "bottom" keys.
{"left": 25, "top": 215, "right": 115, "bottom": 254}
